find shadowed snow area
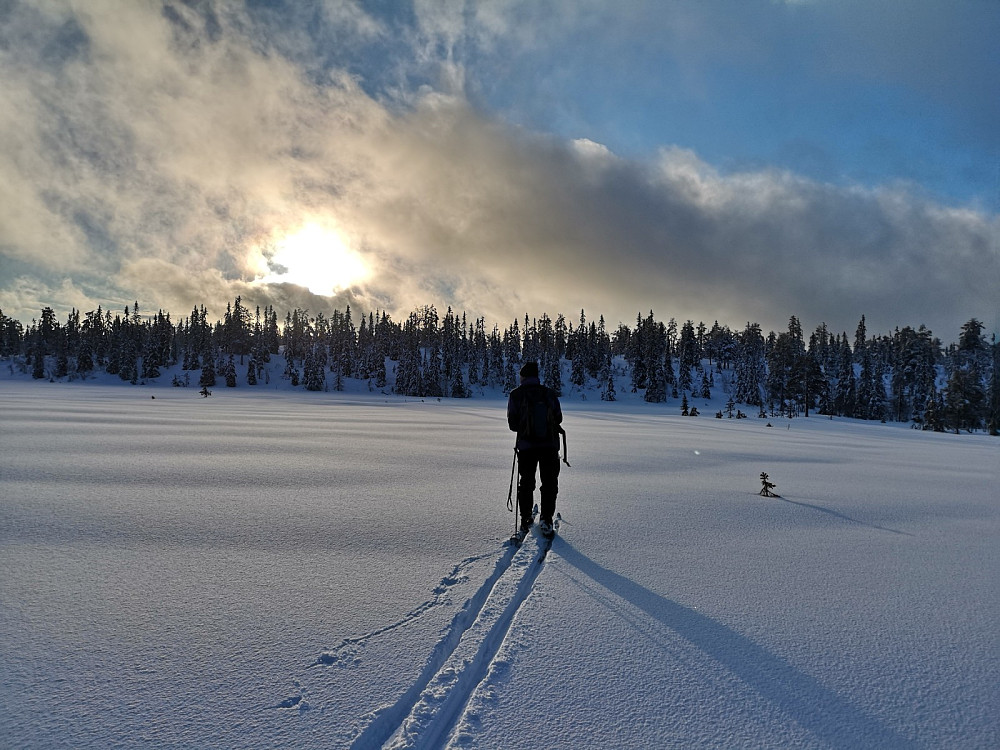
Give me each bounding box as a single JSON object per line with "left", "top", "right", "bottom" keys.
{"left": 1, "top": 381, "right": 997, "bottom": 748}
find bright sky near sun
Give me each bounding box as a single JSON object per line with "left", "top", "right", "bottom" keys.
{"left": 253, "top": 223, "right": 369, "bottom": 296}
{"left": 1, "top": 0, "right": 998, "bottom": 338}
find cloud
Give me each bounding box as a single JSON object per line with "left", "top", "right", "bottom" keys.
{"left": 1, "top": 0, "right": 997, "bottom": 342}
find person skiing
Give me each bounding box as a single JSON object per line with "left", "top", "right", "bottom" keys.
{"left": 507, "top": 361, "right": 563, "bottom": 537}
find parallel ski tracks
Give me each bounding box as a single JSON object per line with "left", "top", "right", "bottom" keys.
{"left": 351, "top": 532, "right": 553, "bottom": 749}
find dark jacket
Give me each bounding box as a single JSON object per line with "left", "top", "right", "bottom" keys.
{"left": 507, "top": 376, "right": 563, "bottom": 451}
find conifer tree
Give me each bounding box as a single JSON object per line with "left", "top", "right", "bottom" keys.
{"left": 944, "top": 365, "right": 984, "bottom": 433}
{"left": 734, "top": 322, "right": 766, "bottom": 406}
{"left": 450, "top": 364, "right": 468, "bottom": 398}
{"left": 987, "top": 339, "right": 999, "bottom": 436}
{"left": 833, "top": 335, "right": 856, "bottom": 417}
{"left": 199, "top": 355, "right": 217, "bottom": 388}
{"left": 544, "top": 354, "right": 563, "bottom": 396}
{"left": 699, "top": 368, "right": 712, "bottom": 399}
{"left": 422, "top": 347, "right": 444, "bottom": 398}
{"left": 31, "top": 345, "right": 45, "bottom": 379}
{"left": 598, "top": 350, "right": 615, "bottom": 401}
{"left": 225, "top": 354, "right": 238, "bottom": 387}
{"left": 923, "top": 392, "right": 946, "bottom": 431}
{"left": 854, "top": 315, "right": 868, "bottom": 361}
{"left": 856, "top": 346, "right": 886, "bottom": 421}
{"left": 644, "top": 352, "right": 667, "bottom": 403}
{"left": 628, "top": 312, "right": 647, "bottom": 392}
{"left": 677, "top": 320, "right": 698, "bottom": 393}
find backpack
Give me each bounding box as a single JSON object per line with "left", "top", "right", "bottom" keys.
{"left": 523, "top": 386, "right": 556, "bottom": 443}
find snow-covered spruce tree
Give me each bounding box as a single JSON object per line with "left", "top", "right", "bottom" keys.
{"left": 733, "top": 322, "right": 766, "bottom": 407}
{"left": 502, "top": 320, "right": 520, "bottom": 394}
{"left": 224, "top": 354, "right": 238, "bottom": 388}
{"left": 334, "top": 305, "right": 357, "bottom": 380}
{"left": 422, "top": 347, "right": 444, "bottom": 398}
{"left": 766, "top": 318, "right": 805, "bottom": 417}
{"left": 450, "top": 364, "right": 469, "bottom": 398}
{"left": 31, "top": 346, "right": 45, "bottom": 379}
{"left": 677, "top": 320, "right": 698, "bottom": 394}
{"left": 987, "top": 339, "right": 1000, "bottom": 436}
{"left": 486, "top": 325, "right": 503, "bottom": 389}
{"left": 856, "top": 346, "right": 886, "bottom": 421}
{"left": 665, "top": 318, "right": 678, "bottom": 399}
{"left": 76, "top": 336, "right": 94, "bottom": 377}
{"left": 587, "top": 315, "right": 611, "bottom": 380}
{"left": 800, "top": 346, "right": 826, "bottom": 418}
{"left": 628, "top": 313, "right": 647, "bottom": 392}
{"left": 55, "top": 338, "right": 69, "bottom": 379}
{"left": 568, "top": 310, "right": 588, "bottom": 388}
{"left": 544, "top": 353, "right": 563, "bottom": 396}
{"left": 520, "top": 313, "right": 538, "bottom": 367}
{"left": 502, "top": 356, "right": 517, "bottom": 395}
{"left": 944, "top": 362, "right": 985, "bottom": 432}
{"left": 644, "top": 321, "right": 669, "bottom": 404}
{"left": 394, "top": 344, "right": 421, "bottom": 397}
{"left": 373, "top": 351, "right": 387, "bottom": 389}
{"left": 833, "top": 334, "right": 857, "bottom": 417}
{"left": 199, "top": 354, "right": 217, "bottom": 388}
{"left": 922, "top": 392, "right": 945, "bottom": 431}
{"left": 957, "top": 318, "right": 990, "bottom": 373}
{"left": 0, "top": 310, "right": 23, "bottom": 357}
{"left": 644, "top": 352, "right": 667, "bottom": 403}
{"left": 466, "top": 341, "right": 480, "bottom": 387}
{"left": 889, "top": 325, "right": 938, "bottom": 424}
{"left": 599, "top": 352, "right": 616, "bottom": 402}
{"left": 854, "top": 315, "right": 868, "bottom": 362}
{"left": 699, "top": 367, "right": 712, "bottom": 399}
{"left": 603, "top": 370, "right": 617, "bottom": 402}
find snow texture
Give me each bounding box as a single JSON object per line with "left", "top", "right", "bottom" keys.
{"left": 1, "top": 378, "right": 998, "bottom": 749}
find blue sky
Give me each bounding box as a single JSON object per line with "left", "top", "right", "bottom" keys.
{"left": 313, "top": 0, "right": 999, "bottom": 206}
{"left": 1, "top": 0, "right": 998, "bottom": 338}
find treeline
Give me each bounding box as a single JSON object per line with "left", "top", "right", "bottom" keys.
{"left": 2, "top": 300, "right": 998, "bottom": 435}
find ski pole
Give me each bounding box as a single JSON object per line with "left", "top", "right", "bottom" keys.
{"left": 559, "top": 427, "right": 571, "bottom": 467}
{"left": 507, "top": 447, "right": 518, "bottom": 535}
{"left": 507, "top": 448, "right": 518, "bottom": 510}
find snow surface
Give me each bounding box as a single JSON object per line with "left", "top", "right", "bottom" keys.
{"left": 1, "top": 375, "right": 998, "bottom": 749}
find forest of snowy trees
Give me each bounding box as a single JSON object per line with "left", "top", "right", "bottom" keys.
{"left": 2, "top": 299, "right": 998, "bottom": 436}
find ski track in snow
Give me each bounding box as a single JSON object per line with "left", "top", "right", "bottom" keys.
{"left": 347, "top": 530, "right": 553, "bottom": 749}
{"left": 270, "top": 552, "right": 497, "bottom": 713}
{"left": 312, "top": 553, "right": 496, "bottom": 669}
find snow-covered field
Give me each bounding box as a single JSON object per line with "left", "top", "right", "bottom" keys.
{"left": 1, "top": 378, "right": 997, "bottom": 749}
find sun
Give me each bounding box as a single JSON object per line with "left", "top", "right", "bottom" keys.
{"left": 256, "top": 222, "right": 368, "bottom": 295}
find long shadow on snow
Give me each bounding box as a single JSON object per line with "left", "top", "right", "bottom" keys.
{"left": 773, "top": 496, "right": 913, "bottom": 536}
{"left": 554, "top": 538, "right": 916, "bottom": 750}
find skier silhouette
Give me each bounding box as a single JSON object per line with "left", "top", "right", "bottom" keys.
{"left": 507, "top": 361, "right": 563, "bottom": 537}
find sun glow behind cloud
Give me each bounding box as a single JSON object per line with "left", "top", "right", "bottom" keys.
{"left": 253, "top": 223, "right": 369, "bottom": 296}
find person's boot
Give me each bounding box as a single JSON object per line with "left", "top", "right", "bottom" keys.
{"left": 539, "top": 517, "right": 554, "bottom": 538}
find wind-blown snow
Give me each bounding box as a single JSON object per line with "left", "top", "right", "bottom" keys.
{"left": 1, "top": 379, "right": 997, "bottom": 748}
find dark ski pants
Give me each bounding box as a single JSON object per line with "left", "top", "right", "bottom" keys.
{"left": 517, "top": 447, "right": 560, "bottom": 523}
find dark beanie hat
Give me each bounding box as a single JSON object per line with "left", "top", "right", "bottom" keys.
{"left": 520, "top": 361, "right": 539, "bottom": 378}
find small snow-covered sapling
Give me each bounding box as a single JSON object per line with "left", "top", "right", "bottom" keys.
{"left": 759, "top": 472, "right": 780, "bottom": 497}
